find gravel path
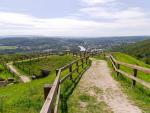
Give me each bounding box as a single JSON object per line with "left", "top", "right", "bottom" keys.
{"left": 79, "top": 59, "right": 142, "bottom": 113}
{"left": 6, "top": 62, "right": 30, "bottom": 83}
{"left": 5, "top": 56, "right": 51, "bottom": 83}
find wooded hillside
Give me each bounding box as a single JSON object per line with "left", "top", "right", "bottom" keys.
{"left": 111, "top": 39, "right": 150, "bottom": 64}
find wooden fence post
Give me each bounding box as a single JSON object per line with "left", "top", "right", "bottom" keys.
{"left": 80, "top": 53, "right": 82, "bottom": 58}
{"left": 133, "top": 69, "right": 137, "bottom": 86}
{"left": 69, "top": 65, "right": 72, "bottom": 80}
{"left": 89, "top": 59, "right": 91, "bottom": 66}
{"left": 87, "top": 57, "right": 90, "bottom": 65}
{"left": 104, "top": 53, "right": 106, "bottom": 59}
{"left": 30, "top": 58, "right": 31, "bottom": 65}
{"left": 117, "top": 64, "right": 120, "bottom": 77}
{"left": 111, "top": 57, "right": 113, "bottom": 67}
{"left": 111, "top": 57, "right": 116, "bottom": 71}
{"left": 82, "top": 59, "right": 84, "bottom": 68}
{"left": 86, "top": 57, "right": 88, "bottom": 65}
{"left": 44, "top": 84, "right": 52, "bottom": 100}
{"left": 84, "top": 52, "right": 85, "bottom": 57}
{"left": 56, "top": 69, "right": 59, "bottom": 76}
{"left": 76, "top": 61, "right": 79, "bottom": 73}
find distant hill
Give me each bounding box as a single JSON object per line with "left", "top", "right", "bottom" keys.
{"left": 111, "top": 39, "right": 150, "bottom": 64}
{"left": 0, "top": 36, "right": 149, "bottom": 54}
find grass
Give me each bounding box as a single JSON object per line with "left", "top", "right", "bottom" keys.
{"left": 0, "top": 55, "right": 76, "bottom": 113}
{"left": 112, "top": 52, "right": 150, "bottom": 82}
{"left": 0, "top": 64, "right": 15, "bottom": 80}
{"left": 79, "top": 93, "right": 91, "bottom": 102}
{"left": 107, "top": 52, "right": 150, "bottom": 113}
{"left": 0, "top": 46, "right": 17, "bottom": 50}
{"left": 14, "top": 55, "right": 75, "bottom": 76}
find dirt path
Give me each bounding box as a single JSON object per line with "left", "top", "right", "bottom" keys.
{"left": 5, "top": 55, "right": 52, "bottom": 83}
{"left": 76, "top": 59, "right": 142, "bottom": 113}
{"left": 6, "top": 62, "right": 30, "bottom": 83}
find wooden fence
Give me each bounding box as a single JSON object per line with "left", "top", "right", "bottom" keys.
{"left": 109, "top": 55, "right": 150, "bottom": 89}
{"left": 40, "top": 56, "right": 91, "bottom": 113}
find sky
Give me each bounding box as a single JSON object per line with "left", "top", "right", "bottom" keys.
{"left": 0, "top": 0, "right": 150, "bottom": 37}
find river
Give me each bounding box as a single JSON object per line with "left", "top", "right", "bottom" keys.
{"left": 78, "top": 46, "right": 86, "bottom": 51}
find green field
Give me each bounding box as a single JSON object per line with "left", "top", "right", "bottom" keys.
{"left": 112, "top": 52, "right": 150, "bottom": 82}
{"left": 14, "top": 55, "right": 76, "bottom": 77}
{"left": 0, "top": 53, "right": 47, "bottom": 80}
{"left": 109, "top": 52, "right": 150, "bottom": 112}
{"left": 0, "top": 55, "right": 77, "bottom": 113}
{"left": 0, "top": 64, "right": 15, "bottom": 80}
{"left": 0, "top": 46, "right": 17, "bottom": 50}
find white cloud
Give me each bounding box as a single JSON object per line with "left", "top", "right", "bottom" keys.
{"left": 0, "top": 11, "right": 150, "bottom": 37}
{"left": 0, "top": 0, "right": 150, "bottom": 37}
{"left": 80, "top": 7, "right": 148, "bottom": 20}
{"left": 81, "top": 0, "right": 116, "bottom": 6}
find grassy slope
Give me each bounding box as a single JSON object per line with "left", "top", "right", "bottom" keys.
{"left": 112, "top": 52, "right": 150, "bottom": 67}
{"left": 110, "top": 52, "right": 150, "bottom": 112}
{"left": 0, "top": 64, "right": 14, "bottom": 79}
{"left": 14, "top": 55, "right": 75, "bottom": 76}
{"left": 112, "top": 52, "right": 150, "bottom": 82}
{"left": 111, "top": 39, "right": 150, "bottom": 64}
{"left": 0, "top": 53, "right": 37, "bottom": 80}
{"left": 0, "top": 55, "right": 75, "bottom": 113}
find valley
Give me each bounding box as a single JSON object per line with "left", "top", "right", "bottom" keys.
{"left": 0, "top": 37, "right": 149, "bottom": 113}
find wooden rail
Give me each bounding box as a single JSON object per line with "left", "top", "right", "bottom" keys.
{"left": 109, "top": 55, "right": 150, "bottom": 89}
{"left": 40, "top": 56, "right": 91, "bottom": 113}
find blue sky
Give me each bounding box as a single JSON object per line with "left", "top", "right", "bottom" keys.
{"left": 0, "top": 0, "right": 150, "bottom": 37}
